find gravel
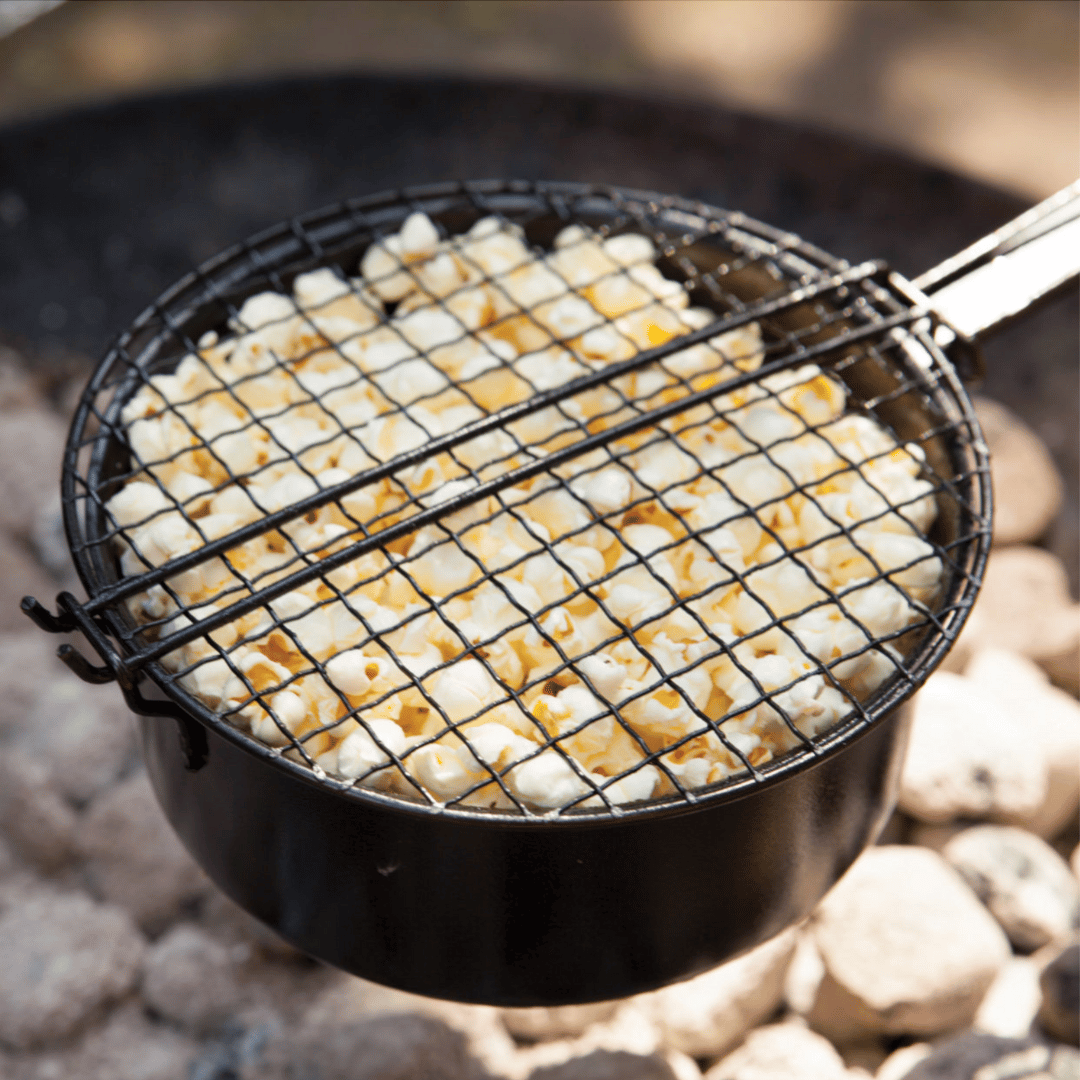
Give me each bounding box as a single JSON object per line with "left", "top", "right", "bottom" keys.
{"left": 0, "top": 888, "right": 145, "bottom": 1050}
{"left": 76, "top": 773, "right": 209, "bottom": 934}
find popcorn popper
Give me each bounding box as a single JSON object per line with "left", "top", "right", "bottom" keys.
{"left": 23, "top": 180, "right": 1080, "bottom": 1004}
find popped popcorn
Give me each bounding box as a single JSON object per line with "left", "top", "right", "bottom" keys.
{"left": 108, "top": 212, "right": 944, "bottom": 812}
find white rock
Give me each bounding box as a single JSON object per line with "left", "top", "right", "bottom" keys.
{"left": 963, "top": 647, "right": 1080, "bottom": 837}
{"left": 974, "top": 397, "right": 1063, "bottom": 547}
{"left": 958, "top": 547, "right": 1080, "bottom": 695}
{"left": 295, "top": 1012, "right": 490, "bottom": 1080}
{"left": 874, "top": 1044, "right": 931, "bottom": 1080}
{"left": 17, "top": 673, "right": 136, "bottom": 805}
{"left": 303, "top": 975, "right": 519, "bottom": 1079}
{"left": 0, "top": 407, "right": 68, "bottom": 536}
{"left": 805, "top": 846, "right": 1010, "bottom": 1039}
{"left": 664, "top": 1049, "right": 704, "bottom": 1080}
{"left": 0, "top": 751, "right": 76, "bottom": 870}
{"left": 642, "top": 929, "right": 797, "bottom": 1058}
{"left": 973, "top": 956, "right": 1041, "bottom": 1038}
{"left": 898, "top": 671, "right": 1047, "bottom": 824}
{"left": 507, "top": 1002, "right": 663, "bottom": 1080}
{"left": 31, "top": 489, "right": 73, "bottom": 578}
{"left": 502, "top": 1002, "right": 619, "bottom": 1041}
{"left": 141, "top": 923, "right": 243, "bottom": 1033}
{"left": 783, "top": 930, "right": 826, "bottom": 1015}
{"left": 0, "top": 888, "right": 145, "bottom": 1049}
{"left": 0, "top": 632, "right": 63, "bottom": 737}
{"left": 942, "top": 825, "right": 1080, "bottom": 951}
{"left": 198, "top": 889, "right": 304, "bottom": 961}
{"left": 76, "top": 773, "right": 210, "bottom": 933}
{"left": 0, "top": 533, "right": 58, "bottom": 633}
{"left": 28, "top": 1001, "right": 199, "bottom": 1080}
{"left": 704, "top": 1023, "right": 849, "bottom": 1080}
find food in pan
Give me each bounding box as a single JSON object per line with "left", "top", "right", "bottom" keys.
{"left": 107, "top": 212, "right": 943, "bottom": 809}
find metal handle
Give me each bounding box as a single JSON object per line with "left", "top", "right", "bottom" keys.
{"left": 912, "top": 180, "right": 1080, "bottom": 341}
{"left": 21, "top": 593, "right": 208, "bottom": 770}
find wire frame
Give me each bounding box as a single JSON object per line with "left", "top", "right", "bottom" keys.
{"left": 61, "top": 181, "right": 991, "bottom": 818}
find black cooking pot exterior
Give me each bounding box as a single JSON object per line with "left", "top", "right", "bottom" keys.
{"left": 139, "top": 701, "right": 909, "bottom": 1005}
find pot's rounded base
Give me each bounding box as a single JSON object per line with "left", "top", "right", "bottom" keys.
{"left": 139, "top": 706, "right": 909, "bottom": 1006}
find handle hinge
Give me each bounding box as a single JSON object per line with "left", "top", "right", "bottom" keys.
{"left": 21, "top": 592, "right": 208, "bottom": 771}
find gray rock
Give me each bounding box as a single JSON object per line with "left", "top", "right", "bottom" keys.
{"left": 0, "top": 408, "right": 68, "bottom": 537}
{"left": 294, "top": 1012, "right": 490, "bottom": 1080}
{"left": 0, "top": 837, "right": 16, "bottom": 883}
{"left": 704, "top": 1023, "right": 848, "bottom": 1080}
{"left": 302, "top": 976, "right": 518, "bottom": 1079}
{"left": 0, "top": 888, "right": 145, "bottom": 1050}
{"left": 964, "top": 648, "right": 1080, "bottom": 838}
{"left": 503, "top": 1003, "right": 619, "bottom": 1042}
{"left": 0, "top": 753, "right": 76, "bottom": 871}
{"left": 975, "top": 397, "right": 1063, "bottom": 547}
{"left": 198, "top": 890, "right": 306, "bottom": 962}
{"left": 806, "top": 846, "right": 1010, "bottom": 1040}
{"left": 29, "top": 493, "right": 73, "bottom": 581}
{"left": 1037, "top": 939, "right": 1079, "bottom": 1045}
{"left": 899, "top": 672, "right": 1047, "bottom": 825}
{"left": 642, "top": 929, "right": 797, "bottom": 1057}
{"left": 530, "top": 1050, "right": 677, "bottom": 1080}
{"left": 900, "top": 1033, "right": 1079, "bottom": 1080}
{"left": 200, "top": 1009, "right": 293, "bottom": 1080}
{"left": 17, "top": 675, "right": 135, "bottom": 805}
{"left": 0, "top": 538, "right": 58, "bottom": 633}
{"left": 25, "top": 1002, "right": 199, "bottom": 1080}
{"left": 141, "top": 923, "right": 243, "bottom": 1034}
{"left": 942, "top": 826, "right": 1080, "bottom": 951}
{"left": 0, "top": 634, "right": 63, "bottom": 738}
{"left": 0, "top": 349, "right": 47, "bottom": 412}
{"left": 76, "top": 773, "right": 210, "bottom": 934}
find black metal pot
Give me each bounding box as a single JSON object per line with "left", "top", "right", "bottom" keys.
{"left": 139, "top": 682, "right": 909, "bottom": 1005}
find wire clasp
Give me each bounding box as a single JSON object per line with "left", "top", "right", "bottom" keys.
{"left": 20, "top": 592, "right": 209, "bottom": 770}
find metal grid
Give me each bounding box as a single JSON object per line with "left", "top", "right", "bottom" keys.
{"left": 48, "top": 181, "right": 990, "bottom": 817}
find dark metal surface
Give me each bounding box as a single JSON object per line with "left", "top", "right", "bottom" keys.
{"left": 138, "top": 695, "right": 910, "bottom": 1005}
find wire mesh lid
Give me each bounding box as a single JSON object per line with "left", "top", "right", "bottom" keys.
{"left": 44, "top": 181, "right": 990, "bottom": 819}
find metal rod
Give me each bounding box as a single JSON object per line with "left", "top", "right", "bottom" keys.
{"left": 123, "top": 306, "right": 920, "bottom": 670}
{"left": 913, "top": 180, "right": 1080, "bottom": 340}
{"left": 80, "top": 259, "right": 884, "bottom": 616}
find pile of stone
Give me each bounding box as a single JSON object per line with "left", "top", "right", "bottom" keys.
{"left": 0, "top": 365, "right": 1075, "bottom": 1080}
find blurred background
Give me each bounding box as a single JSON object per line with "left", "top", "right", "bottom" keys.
{"left": 1, "top": 0, "right": 1077, "bottom": 200}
